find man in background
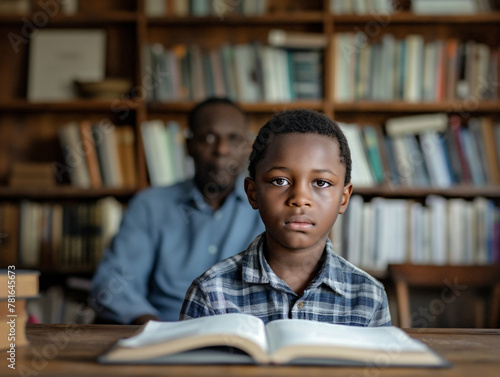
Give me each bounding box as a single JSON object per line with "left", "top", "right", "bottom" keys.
{"left": 90, "top": 97, "right": 264, "bottom": 324}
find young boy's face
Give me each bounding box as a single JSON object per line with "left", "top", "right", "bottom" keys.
{"left": 245, "top": 133, "right": 352, "bottom": 252}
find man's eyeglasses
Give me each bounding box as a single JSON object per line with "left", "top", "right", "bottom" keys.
{"left": 191, "top": 133, "right": 248, "bottom": 148}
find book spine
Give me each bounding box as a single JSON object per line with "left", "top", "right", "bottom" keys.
{"left": 336, "top": 195, "right": 500, "bottom": 266}
{"left": 0, "top": 203, "right": 20, "bottom": 266}
{"left": 449, "top": 116, "right": 472, "bottom": 184}
{"left": 479, "top": 118, "right": 500, "bottom": 184}
{"left": 78, "top": 120, "right": 103, "bottom": 188}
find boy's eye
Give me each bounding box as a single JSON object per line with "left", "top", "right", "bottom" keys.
{"left": 314, "top": 179, "right": 331, "bottom": 188}
{"left": 270, "top": 178, "right": 289, "bottom": 187}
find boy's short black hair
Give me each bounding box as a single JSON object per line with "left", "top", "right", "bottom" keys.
{"left": 248, "top": 109, "right": 352, "bottom": 186}
{"left": 188, "top": 97, "right": 246, "bottom": 134}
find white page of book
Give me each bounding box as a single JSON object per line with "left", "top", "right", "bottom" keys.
{"left": 265, "top": 319, "right": 428, "bottom": 355}
{"left": 117, "top": 314, "right": 269, "bottom": 353}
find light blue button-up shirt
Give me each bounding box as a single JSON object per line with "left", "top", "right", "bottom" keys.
{"left": 90, "top": 176, "right": 264, "bottom": 324}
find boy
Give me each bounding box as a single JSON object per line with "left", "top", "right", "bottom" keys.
{"left": 180, "top": 109, "right": 391, "bottom": 326}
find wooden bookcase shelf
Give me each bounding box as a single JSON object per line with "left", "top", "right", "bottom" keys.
{"left": 0, "top": 13, "right": 138, "bottom": 27}
{"left": 147, "top": 12, "right": 325, "bottom": 25}
{"left": 333, "top": 101, "right": 500, "bottom": 113}
{"left": 332, "top": 12, "right": 500, "bottom": 24}
{"left": 0, "top": 0, "right": 499, "bottom": 280}
{"left": 0, "top": 99, "right": 142, "bottom": 113}
{"left": 353, "top": 185, "right": 500, "bottom": 199}
{"left": 0, "top": 186, "right": 138, "bottom": 200}
{"left": 148, "top": 100, "right": 325, "bottom": 113}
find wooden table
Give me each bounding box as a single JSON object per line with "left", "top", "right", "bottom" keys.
{"left": 1, "top": 325, "right": 499, "bottom": 376}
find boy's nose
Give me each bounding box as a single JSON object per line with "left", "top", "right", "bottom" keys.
{"left": 287, "top": 184, "right": 312, "bottom": 207}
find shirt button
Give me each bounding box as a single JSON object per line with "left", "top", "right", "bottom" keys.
{"left": 214, "top": 211, "right": 223, "bottom": 220}
{"left": 208, "top": 245, "right": 218, "bottom": 254}
{"left": 297, "top": 301, "right": 304, "bottom": 309}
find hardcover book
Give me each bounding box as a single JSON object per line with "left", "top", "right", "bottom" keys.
{"left": 100, "top": 313, "right": 448, "bottom": 367}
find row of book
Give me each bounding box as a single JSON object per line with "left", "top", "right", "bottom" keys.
{"left": 58, "top": 121, "right": 138, "bottom": 189}
{"left": 330, "top": 0, "right": 495, "bottom": 15}
{"left": 330, "top": 195, "right": 500, "bottom": 270}
{"left": 334, "top": 33, "right": 499, "bottom": 103}
{"left": 0, "top": 0, "right": 78, "bottom": 15}
{"left": 6, "top": 0, "right": 490, "bottom": 18}
{"left": 145, "top": 41, "right": 323, "bottom": 103}
{"left": 145, "top": 0, "right": 268, "bottom": 17}
{"left": 410, "top": 0, "right": 496, "bottom": 15}
{"left": 341, "top": 114, "right": 500, "bottom": 188}
{"left": 0, "top": 198, "right": 123, "bottom": 269}
{"left": 146, "top": 0, "right": 494, "bottom": 17}
{"left": 59, "top": 118, "right": 194, "bottom": 189}
{"left": 141, "top": 120, "right": 194, "bottom": 187}
{"left": 330, "top": 0, "right": 395, "bottom": 14}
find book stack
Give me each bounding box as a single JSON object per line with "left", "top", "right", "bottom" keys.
{"left": 58, "top": 121, "right": 138, "bottom": 189}
{"left": 8, "top": 162, "right": 56, "bottom": 189}
{"left": 331, "top": 195, "right": 500, "bottom": 271}
{"left": 333, "top": 33, "right": 499, "bottom": 103}
{"left": 12, "top": 197, "right": 123, "bottom": 270}
{"left": 144, "top": 35, "right": 324, "bottom": 103}
{"left": 0, "top": 0, "right": 30, "bottom": 14}
{"left": 0, "top": 269, "right": 39, "bottom": 350}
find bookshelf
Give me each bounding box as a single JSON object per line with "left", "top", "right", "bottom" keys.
{"left": 0, "top": 0, "right": 499, "bottom": 322}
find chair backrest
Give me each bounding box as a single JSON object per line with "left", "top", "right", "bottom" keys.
{"left": 388, "top": 264, "right": 500, "bottom": 328}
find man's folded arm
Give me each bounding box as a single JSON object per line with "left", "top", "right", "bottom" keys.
{"left": 90, "top": 195, "right": 161, "bottom": 324}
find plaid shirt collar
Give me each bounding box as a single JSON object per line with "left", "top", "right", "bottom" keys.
{"left": 241, "top": 233, "right": 347, "bottom": 297}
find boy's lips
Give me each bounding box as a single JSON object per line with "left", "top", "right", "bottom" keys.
{"left": 285, "top": 215, "right": 315, "bottom": 231}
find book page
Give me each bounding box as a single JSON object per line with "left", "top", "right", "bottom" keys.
{"left": 112, "top": 313, "right": 269, "bottom": 359}
{"left": 266, "top": 320, "right": 428, "bottom": 357}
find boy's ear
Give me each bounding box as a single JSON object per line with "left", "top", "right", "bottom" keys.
{"left": 244, "top": 177, "right": 259, "bottom": 210}
{"left": 338, "top": 183, "right": 353, "bottom": 214}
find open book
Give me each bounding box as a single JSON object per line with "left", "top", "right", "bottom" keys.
{"left": 100, "top": 313, "right": 448, "bottom": 367}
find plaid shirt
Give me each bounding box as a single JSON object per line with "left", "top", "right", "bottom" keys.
{"left": 181, "top": 234, "right": 391, "bottom": 326}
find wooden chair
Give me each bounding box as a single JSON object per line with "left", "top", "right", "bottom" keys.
{"left": 388, "top": 264, "right": 500, "bottom": 328}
